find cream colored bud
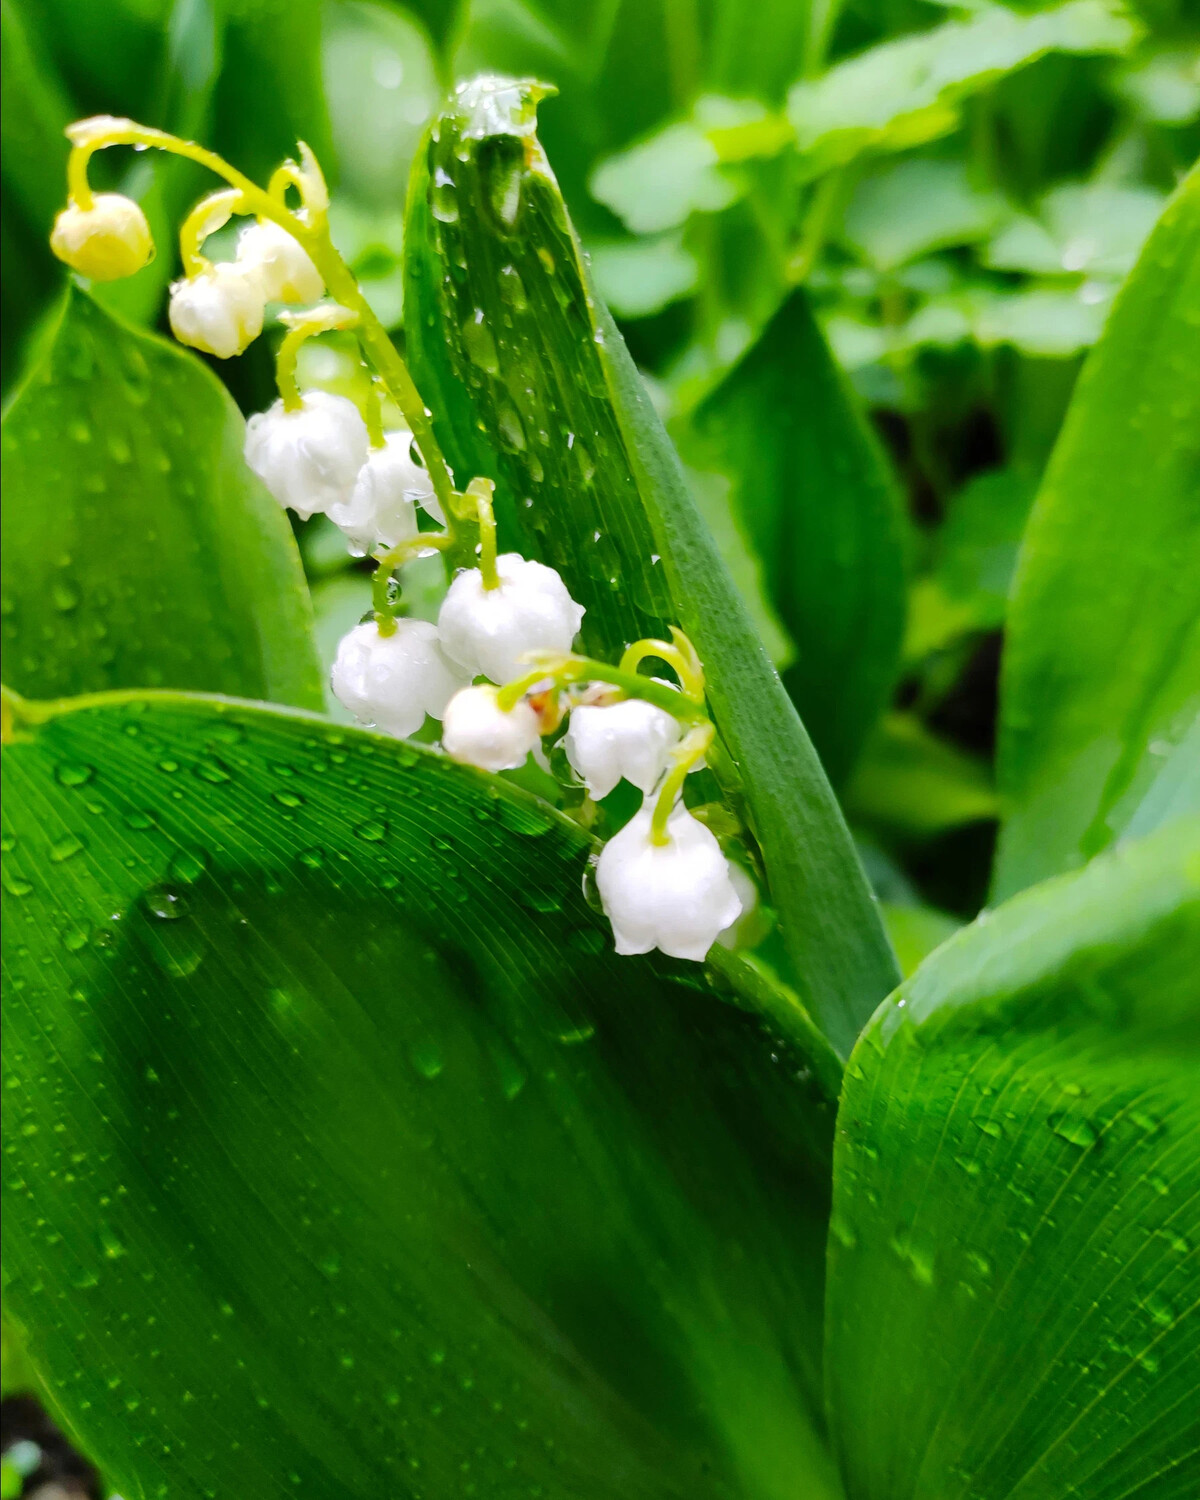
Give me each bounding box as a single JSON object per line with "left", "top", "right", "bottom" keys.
{"left": 50, "top": 194, "right": 154, "bottom": 282}
{"left": 168, "top": 262, "right": 266, "bottom": 360}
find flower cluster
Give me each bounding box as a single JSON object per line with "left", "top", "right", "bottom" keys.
{"left": 48, "top": 115, "right": 751, "bottom": 966}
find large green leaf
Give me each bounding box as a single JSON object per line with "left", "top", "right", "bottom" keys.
{"left": 994, "top": 167, "right": 1200, "bottom": 901}
{"left": 685, "top": 289, "right": 907, "bottom": 785}
{"left": 1, "top": 287, "right": 322, "bottom": 710}
{"left": 785, "top": 0, "right": 1140, "bottom": 178}
{"left": 826, "top": 815, "right": 1200, "bottom": 1500}
{"left": 404, "top": 78, "right": 898, "bottom": 1057}
{"left": 2, "top": 689, "right": 840, "bottom": 1500}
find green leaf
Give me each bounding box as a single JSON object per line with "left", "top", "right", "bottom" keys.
{"left": 0, "top": 287, "right": 322, "bottom": 710}
{"left": 826, "top": 815, "right": 1200, "bottom": 1499}
{"left": 844, "top": 714, "right": 998, "bottom": 839}
{"left": 3, "top": 689, "right": 841, "bottom": 1500}
{"left": 786, "top": 1, "right": 1141, "bottom": 178}
{"left": 984, "top": 182, "right": 1166, "bottom": 279}
{"left": 994, "top": 167, "right": 1200, "bottom": 900}
{"left": 686, "top": 289, "right": 907, "bottom": 784}
{"left": 405, "top": 77, "right": 899, "bottom": 1057}
{"left": 590, "top": 122, "right": 742, "bottom": 235}
{"left": 589, "top": 232, "right": 700, "bottom": 320}
{"left": 842, "top": 159, "right": 1007, "bottom": 273}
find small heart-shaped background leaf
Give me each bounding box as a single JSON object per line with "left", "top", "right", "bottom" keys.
{"left": 3, "top": 692, "right": 840, "bottom": 1500}
{"left": 826, "top": 816, "right": 1200, "bottom": 1500}
{"left": 685, "top": 289, "right": 907, "bottom": 785}
{"left": 405, "top": 78, "right": 898, "bottom": 1057}
{"left": 994, "top": 167, "right": 1200, "bottom": 900}
{"left": 1, "top": 287, "right": 322, "bottom": 709}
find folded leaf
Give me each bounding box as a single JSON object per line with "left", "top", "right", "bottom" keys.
{"left": 686, "top": 289, "right": 907, "bottom": 784}
{"left": 2, "top": 689, "right": 841, "bottom": 1500}
{"left": 827, "top": 815, "right": 1200, "bottom": 1500}
{"left": 0, "top": 287, "right": 323, "bottom": 710}
{"left": 994, "top": 166, "right": 1200, "bottom": 899}
{"left": 786, "top": 0, "right": 1140, "bottom": 178}
{"left": 404, "top": 77, "right": 899, "bottom": 1057}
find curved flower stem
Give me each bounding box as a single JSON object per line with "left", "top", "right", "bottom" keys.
{"left": 372, "top": 533, "right": 454, "bottom": 634}
{"left": 650, "top": 722, "right": 715, "bottom": 845}
{"left": 177, "top": 188, "right": 244, "bottom": 277}
{"left": 497, "top": 652, "right": 710, "bottom": 725}
{"left": 64, "top": 117, "right": 458, "bottom": 527}
{"left": 275, "top": 304, "right": 358, "bottom": 411}
{"left": 619, "top": 627, "right": 706, "bottom": 703}
{"left": 464, "top": 477, "right": 500, "bottom": 590}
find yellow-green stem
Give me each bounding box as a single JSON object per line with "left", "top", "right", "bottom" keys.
{"left": 618, "top": 628, "right": 706, "bottom": 702}
{"left": 650, "top": 722, "right": 714, "bottom": 845}
{"left": 372, "top": 533, "right": 453, "bottom": 634}
{"left": 178, "top": 188, "right": 243, "bottom": 277}
{"left": 497, "top": 654, "right": 709, "bottom": 724}
{"left": 64, "top": 120, "right": 458, "bottom": 528}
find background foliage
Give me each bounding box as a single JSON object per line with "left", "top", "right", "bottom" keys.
{"left": 2, "top": 0, "right": 1198, "bottom": 1496}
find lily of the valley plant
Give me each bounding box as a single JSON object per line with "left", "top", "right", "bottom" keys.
{"left": 2, "top": 59, "right": 1197, "bottom": 1500}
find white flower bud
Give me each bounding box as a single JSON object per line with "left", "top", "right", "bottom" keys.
{"left": 169, "top": 262, "right": 266, "bottom": 359}
{"left": 564, "top": 699, "right": 683, "bottom": 799}
{"left": 596, "top": 800, "right": 743, "bottom": 962}
{"left": 441, "top": 684, "right": 541, "bottom": 771}
{"left": 236, "top": 218, "right": 323, "bottom": 305}
{"left": 437, "top": 554, "right": 585, "bottom": 684}
{"left": 51, "top": 193, "right": 154, "bottom": 282}
{"left": 326, "top": 430, "right": 432, "bottom": 556}
{"left": 331, "top": 619, "right": 468, "bottom": 738}
{"left": 243, "top": 390, "right": 369, "bottom": 519}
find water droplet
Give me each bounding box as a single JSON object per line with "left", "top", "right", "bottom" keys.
{"left": 496, "top": 800, "right": 553, "bottom": 837}
{"left": 61, "top": 926, "right": 90, "bottom": 953}
{"left": 890, "top": 1226, "right": 935, "bottom": 1287}
{"left": 272, "top": 790, "right": 305, "bottom": 809}
{"left": 409, "top": 1040, "right": 444, "bottom": 1079}
{"left": 52, "top": 581, "right": 80, "bottom": 613}
{"left": 557, "top": 1024, "right": 595, "bottom": 1046}
{"left": 462, "top": 309, "right": 499, "bottom": 374}
{"left": 970, "top": 1116, "right": 1005, "bottom": 1139}
{"left": 99, "top": 1227, "right": 127, "bottom": 1260}
{"left": 194, "top": 758, "right": 233, "bottom": 785}
{"left": 298, "top": 847, "right": 325, "bottom": 868}
{"left": 167, "top": 848, "right": 207, "bottom": 885}
{"left": 354, "top": 819, "right": 387, "bottom": 842}
{"left": 144, "top": 885, "right": 189, "bottom": 921}
{"left": 55, "top": 763, "right": 95, "bottom": 788}
{"left": 431, "top": 167, "right": 459, "bottom": 223}
{"left": 49, "top": 834, "right": 85, "bottom": 863}
{"left": 1144, "top": 1291, "right": 1176, "bottom": 1328}
{"left": 1048, "top": 1113, "right": 1101, "bottom": 1150}
{"left": 2, "top": 871, "right": 34, "bottom": 897}
{"left": 124, "top": 810, "right": 156, "bottom": 831}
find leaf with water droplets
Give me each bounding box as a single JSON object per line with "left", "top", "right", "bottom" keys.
{"left": 3, "top": 687, "right": 842, "bottom": 1500}
{"left": 1, "top": 286, "right": 322, "bottom": 709}
{"left": 827, "top": 816, "right": 1200, "bottom": 1499}
{"left": 405, "top": 77, "right": 897, "bottom": 1058}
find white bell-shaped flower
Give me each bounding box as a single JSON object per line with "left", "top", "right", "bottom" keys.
{"left": 441, "top": 685, "right": 541, "bottom": 771}
{"left": 243, "top": 390, "right": 369, "bottom": 519}
{"left": 326, "top": 430, "right": 435, "bottom": 556}
{"left": 50, "top": 193, "right": 153, "bottom": 282}
{"left": 564, "top": 699, "right": 683, "bottom": 799}
{"left": 596, "top": 799, "right": 743, "bottom": 962}
{"left": 168, "top": 261, "right": 266, "bottom": 359}
{"left": 331, "top": 618, "right": 468, "bottom": 739}
{"left": 437, "top": 554, "right": 585, "bottom": 684}
{"left": 236, "top": 218, "right": 324, "bottom": 305}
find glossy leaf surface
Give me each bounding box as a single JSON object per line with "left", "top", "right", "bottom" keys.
{"left": 404, "top": 79, "right": 898, "bottom": 1057}
{"left": 2, "top": 690, "right": 840, "bottom": 1500}
{"left": 0, "top": 288, "right": 322, "bottom": 710}
{"left": 995, "top": 167, "right": 1200, "bottom": 899}
{"left": 687, "top": 290, "right": 907, "bottom": 784}
{"left": 827, "top": 816, "right": 1200, "bottom": 1499}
